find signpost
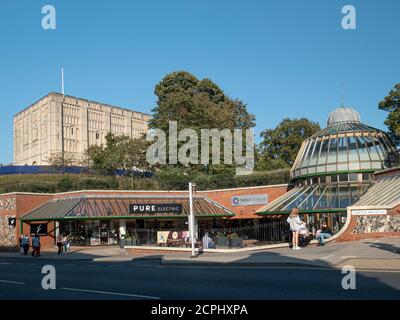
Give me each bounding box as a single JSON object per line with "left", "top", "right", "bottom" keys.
{"left": 189, "top": 182, "right": 197, "bottom": 257}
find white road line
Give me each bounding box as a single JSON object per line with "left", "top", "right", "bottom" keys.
{"left": 61, "top": 287, "right": 160, "bottom": 299}
{"left": 321, "top": 254, "right": 334, "bottom": 260}
{"left": 0, "top": 279, "right": 25, "bottom": 285}
{"left": 0, "top": 263, "right": 12, "bottom": 265}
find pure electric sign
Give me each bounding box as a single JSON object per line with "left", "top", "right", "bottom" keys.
{"left": 129, "top": 204, "right": 183, "bottom": 215}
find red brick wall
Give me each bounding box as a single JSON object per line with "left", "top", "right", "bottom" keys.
{"left": 202, "top": 185, "right": 289, "bottom": 219}
{"left": 336, "top": 205, "right": 400, "bottom": 242}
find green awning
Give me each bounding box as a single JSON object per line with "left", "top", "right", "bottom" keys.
{"left": 21, "top": 195, "right": 235, "bottom": 221}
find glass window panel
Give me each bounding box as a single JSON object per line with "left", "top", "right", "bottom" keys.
{"left": 339, "top": 174, "right": 348, "bottom": 182}
{"left": 308, "top": 140, "right": 322, "bottom": 166}
{"left": 356, "top": 136, "right": 370, "bottom": 161}
{"left": 371, "top": 136, "right": 384, "bottom": 160}
{"left": 348, "top": 162, "right": 360, "bottom": 170}
{"left": 349, "top": 173, "right": 358, "bottom": 181}
{"left": 337, "top": 162, "right": 348, "bottom": 171}
{"left": 347, "top": 136, "right": 359, "bottom": 161}
{"left": 365, "top": 135, "right": 380, "bottom": 160}
{"left": 301, "top": 140, "right": 314, "bottom": 167}
{"left": 317, "top": 139, "right": 329, "bottom": 164}
{"left": 326, "top": 163, "right": 337, "bottom": 172}
{"left": 337, "top": 136, "right": 348, "bottom": 162}
{"left": 362, "top": 172, "right": 371, "bottom": 181}
{"left": 327, "top": 137, "right": 338, "bottom": 163}
{"left": 331, "top": 175, "right": 338, "bottom": 182}
{"left": 360, "top": 162, "right": 372, "bottom": 169}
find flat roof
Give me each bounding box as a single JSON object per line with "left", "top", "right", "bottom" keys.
{"left": 14, "top": 92, "right": 151, "bottom": 118}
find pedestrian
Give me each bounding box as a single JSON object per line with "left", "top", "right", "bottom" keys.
{"left": 19, "top": 235, "right": 24, "bottom": 255}
{"left": 57, "top": 233, "right": 63, "bottom": 255}
{"left": 316, "top": 223, "right": 332, "bottom": 246}
{"left": 31, "top": 234, "right": 41, "bottom": 257}
{"left": 21, "top": 234, "right": 30, "bottom": 255}
{"left": 62, "top": 234, "right": 69, "bottom": 255}
{"left": 286, "top": 208, "right": 305, "bottom": 250}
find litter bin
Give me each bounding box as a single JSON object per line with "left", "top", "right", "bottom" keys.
{"left": 119, "top": 238, "right": 125, "bottom": 249}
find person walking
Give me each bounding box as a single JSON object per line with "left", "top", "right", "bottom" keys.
{"left": 31, "top": 234, "right": 41, "bottom": 257}
{"left": 21, "top": 234, "right": 30, "bottom": 255}
{"left": 56, "top": 234, "right": 63, "bottom": 255}
{"left": 286, "top": 208, "right": 305, "bottom": 250}
{"left": 62, "top": 234, "right": 69, "bottom": 255}
{"left": 316, "top": 223, "right": 332, "bottom": 246}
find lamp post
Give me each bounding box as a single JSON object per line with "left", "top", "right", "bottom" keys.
{"left": 188, "top": 182, "right": 197, "bottom": 257}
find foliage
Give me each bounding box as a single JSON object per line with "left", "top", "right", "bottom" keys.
{"left": 86, "top": 133, "right": 151, "bottom": 176}
{"left": 379, "top": 83, "right": 400, "bottom": 147}
{"left": 258, "top": 118, "right": 321, "bottom": 169}
{"left": 149, "top": 71, "right": 256, "bottom": 175}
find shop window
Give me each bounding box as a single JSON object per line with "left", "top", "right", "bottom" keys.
{"left": 339, "top": 173, "right": 348, "bottom": 182}
{"left": 349, "top": 173, "right": 358, "bottom": 181}
{"left": 362, "top": 172, "right": 371, "bottom": 181}
{"left": 331, "top": 175, "right": 338, "bottom": 183}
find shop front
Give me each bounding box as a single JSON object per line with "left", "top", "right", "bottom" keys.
{"left": 20, "top": 194, "right": 235, "bottom": 248}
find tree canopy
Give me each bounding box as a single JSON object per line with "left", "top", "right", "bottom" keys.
{"left": 86, "top": 133, "right": 151, "bottom": 177}
{"left": 149, "top": 71, "right": 255, "bottom": 175}
{"left": 257, "top": 118, "right": 321, "bottom": 170}
{"left": 379, "top": 83, "right": 400, "bottom": 146}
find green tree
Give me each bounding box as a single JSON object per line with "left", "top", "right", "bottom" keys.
{"left": 379, "top": 83, "right": 400, "bottom": 146}
{"left": 86, "top": 133, "right": 151, "bottom": 177}
{"left": 258, "top": 118, "right": 321, "bottom": 169}
{"left": 149, "top": 71, "right": 255, "bottom": 175}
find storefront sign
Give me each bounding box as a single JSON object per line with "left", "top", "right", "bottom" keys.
{"left": 8, "top": 217, "right": 16, "bottom": 227}
{"left": 231, "top": 194, "right": 268, "bottom": 206}
{"left": 352, "top": 209, "right": 387, "bottom": 215}
{"left": 157, "top": 230, "right": 190, "bottom": 244}
{"left": 129, "top": 204, "right": 183, "bottom": 215}
{"left": 30, "top": 223, "right": 48, "bottom": 236}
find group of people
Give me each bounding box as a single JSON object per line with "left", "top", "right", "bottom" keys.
{"left": 56, "top": 234, "right": 70, "bottom": 255}
{"left": 19, "top": 233, "right": 70, "bottom": 256}
{"left": 286, "top": 208, "right": 332, "bottom": 250}
{"left": 19, "top": 234, "right": 42, "bottom": 257}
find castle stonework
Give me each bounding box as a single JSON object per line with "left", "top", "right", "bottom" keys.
{"left": 13, "top": 92, "right": 150, "bottom": 165}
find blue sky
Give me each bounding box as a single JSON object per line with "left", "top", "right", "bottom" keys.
{"left": 0, "top": 0, "right": 399, "bottom": 164}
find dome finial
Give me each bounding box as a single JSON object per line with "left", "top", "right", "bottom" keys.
{"left": 340, "top": 82, "right": 344, "bottom": 108}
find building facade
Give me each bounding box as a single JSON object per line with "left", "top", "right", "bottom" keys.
{"left": 13, "top": 92, "right": 151, "bottom": 165}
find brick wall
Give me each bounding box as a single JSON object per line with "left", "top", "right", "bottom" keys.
{"left": 203, "top": 185, "right": 289, "bottom": 219}
{"left": 336, "top": 205, "right": 400, "bottom": 242}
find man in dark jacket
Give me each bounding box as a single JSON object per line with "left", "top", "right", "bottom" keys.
{"left": 316, "top": 224, "right": 332, "bottom": 246}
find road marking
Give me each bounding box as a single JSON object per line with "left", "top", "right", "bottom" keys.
{"left": 0, "top": 279, "right": 25, "bottom": 285}
{"left": 60, "top": 287, "right": 160, "bottom": 299}
{"left": 160, "top": 265, "right": 400, "bottom": 273}
{"left": 0, "top": 263, "right": 12, "bottom": 265}
{"left": 321, "top": 255, "right": 334, "bottom": 260}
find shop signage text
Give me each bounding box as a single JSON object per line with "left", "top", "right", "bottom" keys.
{"left": 231, "top": 194, "right": 268, "bottom": 206}
{"left": 129, "top": 204, "right": 183, "bottom": 215}
{"left": 351, "top": 209, "right": 387, "bottom": 215}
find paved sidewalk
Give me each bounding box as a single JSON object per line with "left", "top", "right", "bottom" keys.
{"left": 160, "top": 237, "right": 400, "bottom": 270}
{"left": 0, "top": 246, "right": 133, "bottom": 261}
{"left": 1, "top": 238, "right": 399, "bottom": 270}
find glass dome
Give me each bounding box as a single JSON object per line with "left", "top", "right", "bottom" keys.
{"left": 291, "top": 107, "right": 397, "bottom": 180}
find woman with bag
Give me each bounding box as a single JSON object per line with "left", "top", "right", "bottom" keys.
{"left": 286, "top": 208, "right": 305, "bottom": 250}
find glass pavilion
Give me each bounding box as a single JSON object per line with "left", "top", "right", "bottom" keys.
{"left": 258, "top": 107, "right": 398, "bottom": 233}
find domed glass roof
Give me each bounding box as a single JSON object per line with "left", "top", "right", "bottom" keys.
{"left": 291, "top": 107, "right": 397, "bottom": 180}
{"left": 327, "top": 107, "right": 361, "bottom": 126}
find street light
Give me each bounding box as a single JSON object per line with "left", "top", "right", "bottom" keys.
{"left": 188, "top": 182, "right": 197, "bottom": 258}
